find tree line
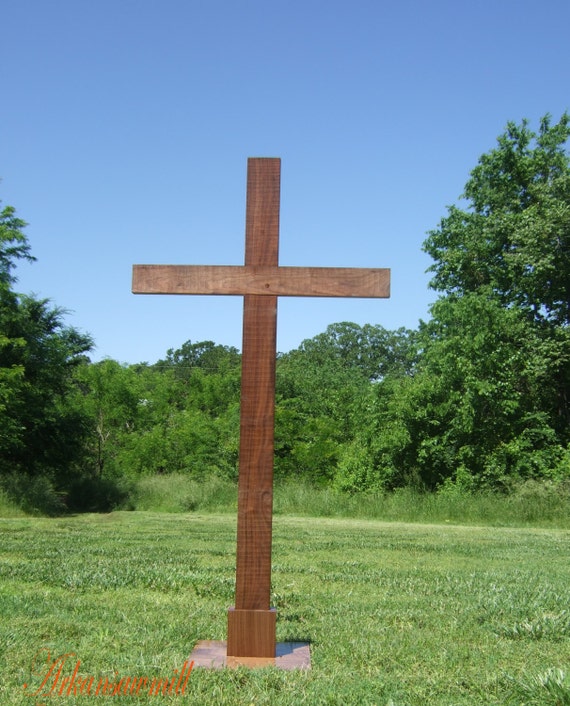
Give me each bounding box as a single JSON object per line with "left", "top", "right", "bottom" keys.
{"left": 1, "top": 114, "right": 569, "bottom": 512}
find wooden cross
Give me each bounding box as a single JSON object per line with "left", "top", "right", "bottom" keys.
{"left": 132, "top": 158, "right": 390, "bottom": 661}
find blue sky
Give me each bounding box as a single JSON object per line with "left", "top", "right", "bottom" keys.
{"left": 2, "top": 0, "right": 568, "bottom": 364}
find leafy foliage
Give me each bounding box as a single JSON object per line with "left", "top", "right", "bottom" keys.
{"left": 365, "top": 295, "right": 567, "bottom": 490}
{"left": 0, "top": 204, "right": 93, "bottom": 492}
{"left": 424, "top": 113, "right": 570, "bottom": 326}
{"left": 275, "top": 323, "right": 416, "bottom": 484}
{"left": 0, "top": 203, "right": 35, "bottom": 286}
{"left": 368, "top": 115, "right": 570, "bottom": 491}
{"left": 76, "top": 342, "right": 243, "bottom": 482}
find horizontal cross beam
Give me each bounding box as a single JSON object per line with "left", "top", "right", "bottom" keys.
{"left": 132, "top": 264, "right": 390, "bottom": 298}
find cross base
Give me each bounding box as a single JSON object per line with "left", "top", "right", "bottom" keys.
{"left": 227, "top": 607, "right": 277, "bottom": 658}
{"left": 188, "top": 640, "right": 311, "bottom": 670}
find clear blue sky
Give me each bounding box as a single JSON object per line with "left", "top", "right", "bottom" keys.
{"left": 2, "top": 0, "right": 568, "bottom": 364}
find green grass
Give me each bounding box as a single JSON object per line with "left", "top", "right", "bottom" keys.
{"left": 1, "top": 511, "right": 569, "bottom": 705}
{"left": 129, "top": 475, "right": 570, "bottom": 529}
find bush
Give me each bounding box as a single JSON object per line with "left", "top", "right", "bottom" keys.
{"left": 0, "top": 473, "right": 65, "bottom": 516}
{"left": 65, "top": 475, "right": 134, "bottom": 512}
{"left": 0, "top": 486, "right": 25, "bottom": 516}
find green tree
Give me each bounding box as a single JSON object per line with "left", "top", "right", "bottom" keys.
{"left": 367, "top": 295, "right": 566, "bottom": 491}
{"left": 0, "top": 204, "right": 35, "bottom": 285}
{"left": 292, "top": 321, "right": 417, "bottom": 381}
{"left": 157, "top": 339, "right": 241, "bottom": 415}
{"left": 0, "top": 202, "right": 93, "bottom": 495}
{"left": 275, "top": 323, "right": 416, "bottom": 484}
{"left": 423, "top": 113, "right": 570, "bottom": 326}
{"left": 0, "top": 205, "right": 33, "bottom": 449}
{"left": 77, "top": 342, "right": 242, "bottom": 480}
{"left": 424, "top": 114, "right": 570, "bottom": 439}
{"left": 75, "top": 359, "right": 143, "bottom": 477}
{"left": 366, "top": 115, "right": 570, "bottom": 492}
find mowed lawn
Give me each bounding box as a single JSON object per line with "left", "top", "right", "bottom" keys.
{"left": 1, "top": 512, "right": 569, "bottom": 705}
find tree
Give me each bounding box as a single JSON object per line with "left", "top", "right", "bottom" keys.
{"left": 274, "top": 323, "right": 417, "bottom": 484}
{"left": 0, "top": 204, "right": 35, "bottom": 286}
{"left": 160, "top": 339, "right": 241, "bottom": 378}
{"left": 75, "top": 342, "right": 242, "bottom": 480}
{"left": 366, "top": 115, "right": 570, "bottom": 491}
{"left": 424, "top": 114, "right": 570, "bottom": 438}
{"left": 0, "top": 202, "right": 93, "bottom": 490}
{"left": 75, "top": 359, "right": 143, "bottom": 477}
{"left": 423, "top": 114, "right": 570, "bottom": 326}
{"left": 366, "top": 295, "right": 566, "bottom": 491}
{"left": 291, "top": 322, "right": 417, "bottom": 381}
{"left": 0, "top": 204, "right": 32, "bottom": 447}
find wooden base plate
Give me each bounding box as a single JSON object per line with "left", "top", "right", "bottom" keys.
{"left": 189, "top": 640, "right": 311, "bottom": 670}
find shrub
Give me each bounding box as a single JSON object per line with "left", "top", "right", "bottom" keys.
{"left": 0, "top": 473, "right": 65, "bottom": 515}
{"left": 65, "top": 475, "right": 134, "bottom": 512}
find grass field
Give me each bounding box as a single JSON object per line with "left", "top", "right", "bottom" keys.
{"left": 1, "top": 510, "right": 569, "bottom": 705}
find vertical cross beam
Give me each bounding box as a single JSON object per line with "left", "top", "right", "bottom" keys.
{"left": 227, "top": 158, "right": 280, "bottom": 657}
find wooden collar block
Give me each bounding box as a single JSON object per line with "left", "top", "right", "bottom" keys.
{"left": 227, "top": 607, "right": 276, "bottom": 658}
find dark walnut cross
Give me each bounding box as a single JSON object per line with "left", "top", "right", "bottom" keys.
{"left": 132, "top": 158, "right": 390, "bottom": 664}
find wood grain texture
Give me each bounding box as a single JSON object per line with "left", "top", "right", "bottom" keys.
{"left": 227, "top": 609, "right": 277, "bottom": 658}
{"left": 132, "top": 264, "right": 390, "bottom": 298}
{"left": 234, "top": 293, "right": 277, "bottom": 611}
{"left": 245, "top": 158, "right": 280, "bottom": 266}
{"left": 233, "top": 159, "right": 280, "bottom": 617}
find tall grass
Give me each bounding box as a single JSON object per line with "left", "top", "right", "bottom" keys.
{"left": 507, "top": 668, "right": 570, "bottom": 705}
{"left": 132, "top": 474, "right": 238, "bottom": 513}
{"left": 273, "top": 479, "right": 570, "bottom": 527}
{"left": 127, "top": 474, "right": 570, "bottom": 529}
{"left": 3, "top": 471, "right": 568, "bottom": 527}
